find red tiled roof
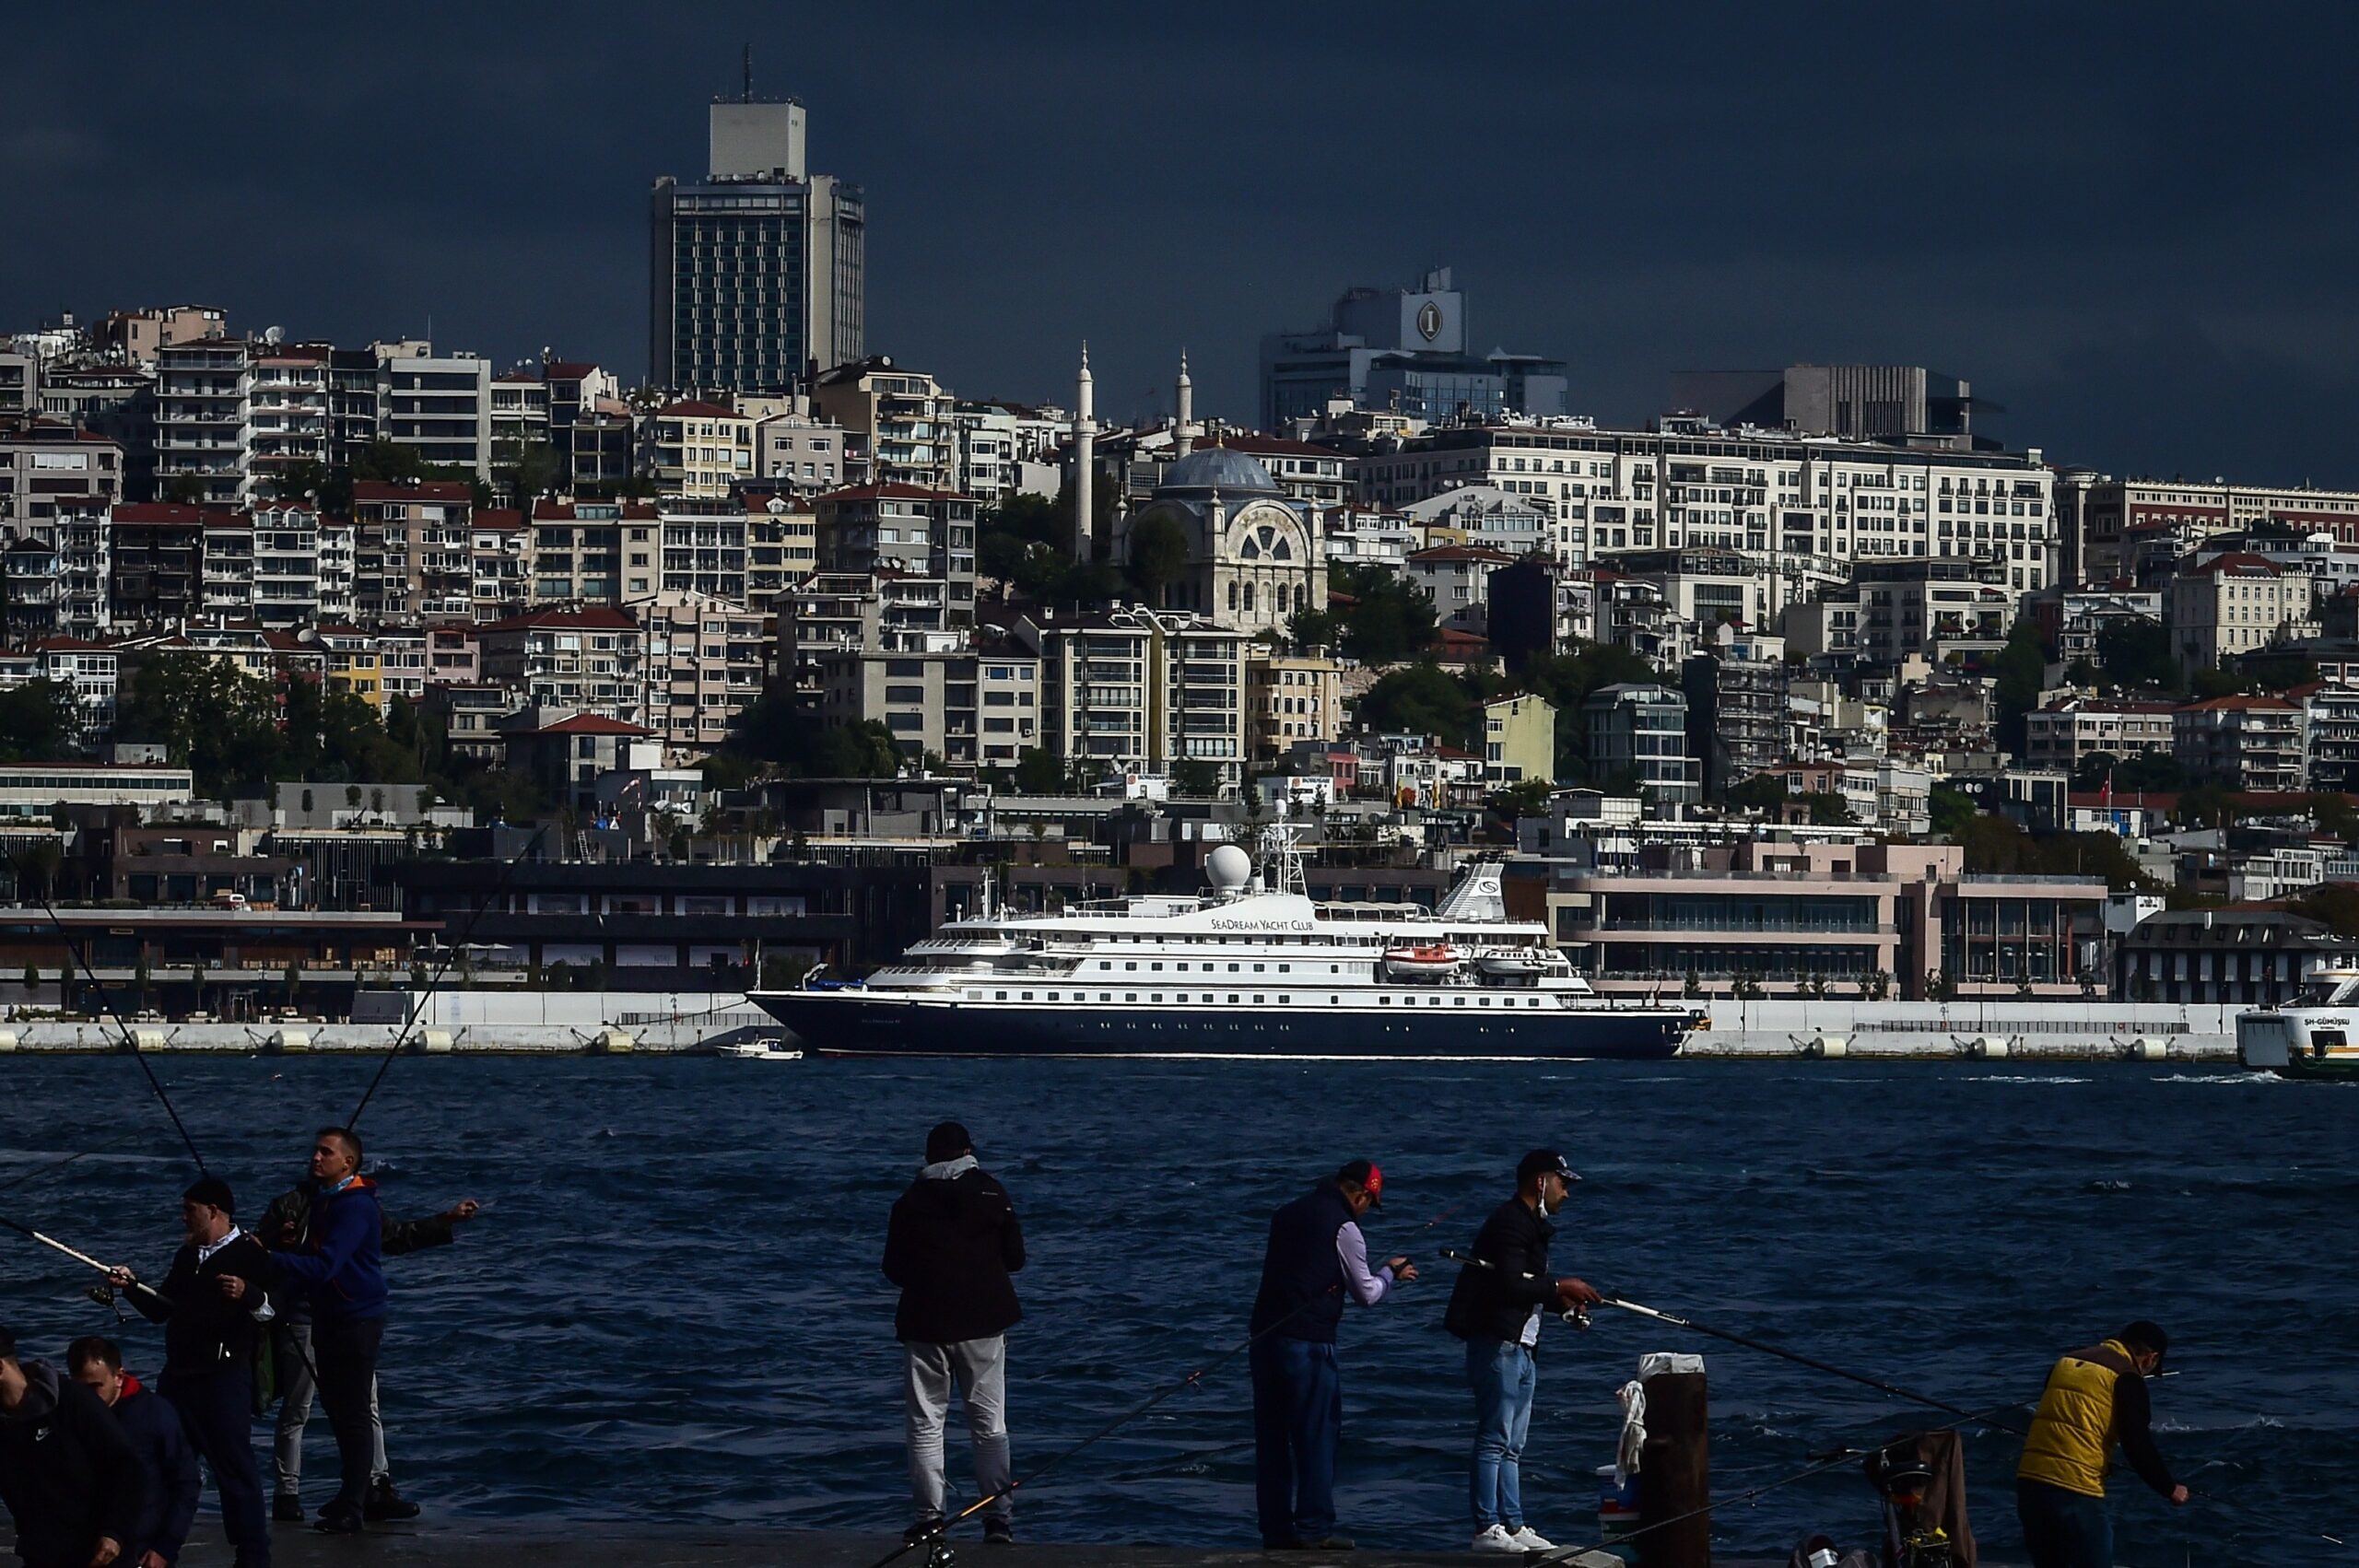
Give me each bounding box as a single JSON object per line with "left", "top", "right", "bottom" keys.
{"left": 473, "top": 509, "right": 524, "bottom": 530}
{"left": 2185, "top": 552, "right": 2281, "bottom": 577}
{"left": 542, "top": 361, "right": 601, "bottom": 380}
{"left": 478, "top": 606, "right": 639, "bottom": 632}
{"left": 2177, "top": 695, "right": 2297, "bottom": 711}
{"left": 1408, "top": 544, "right": 1518, "bottom": 563}
{"left": 656, "top": 399, "right": 740, "bottom": 419}
{"left": 816, "top": 482, "right": 972, "bottom": 504}
{"left": 522, "top": 714, "right": 652, "bottom": 737}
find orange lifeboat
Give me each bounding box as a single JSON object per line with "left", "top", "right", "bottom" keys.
{"left": 1382, "top": 942, "right": 1463, "bottom": 979}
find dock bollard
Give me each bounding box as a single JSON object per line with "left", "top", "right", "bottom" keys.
{"left": 1637, "top": 1362, "right": 1709, "bottom": 1568}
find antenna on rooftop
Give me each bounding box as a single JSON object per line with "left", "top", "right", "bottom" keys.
{"left": 743, "top": 42, "right": 753, "bottom": 102}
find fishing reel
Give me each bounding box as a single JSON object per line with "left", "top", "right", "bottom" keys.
{"left": 1897, "top": 1527, "right": 1955, "bottom": 1568}
{"left": 1560, "top": 1301, "right": 1592, "bottom": 1330}
{"left": 923, "top": 1541, "right": 956, "bottom": 1568}
{"left": 87, "top": 1282, "right": 127, "bottom": 1324}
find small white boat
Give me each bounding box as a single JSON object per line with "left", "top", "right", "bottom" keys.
{"left": 719, "top": 1036, "right": 803, "bottom": 1061}
{"left": 1474, "top": 951, "right": 1544, "bottom": 978}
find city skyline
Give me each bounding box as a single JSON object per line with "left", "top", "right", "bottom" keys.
{"left": 6, "top": 5, "right": 2358, "bottom": 483}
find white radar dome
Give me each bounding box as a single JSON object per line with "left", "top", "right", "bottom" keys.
{"left": 1206, "top": 844, "right": 1253, "bottom": 891}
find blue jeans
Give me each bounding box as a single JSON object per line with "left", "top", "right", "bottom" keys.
{"left": 1467, "top": 1340, "right": 1538, "bottom": 1529}
{"left": 2017, "top": 1478, "right": 2113, "bottom": 1568}
{"left": 164, "top": 1364, "right": 270, "bottom": 1568}
{"left": 1250, "top": 1336, "right": 1342, "bottom": 1546}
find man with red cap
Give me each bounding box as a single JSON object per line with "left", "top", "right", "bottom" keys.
{"left": 1248, "top": 1158, "right": 1416, "bottom": 1551}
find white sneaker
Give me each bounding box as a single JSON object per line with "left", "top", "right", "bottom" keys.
{"left": 1508, "top": 1526, "right": 1556, "bottom": 1551}
{"left": 1472, "top": 1524, "right": 1523, "bottom": 1553}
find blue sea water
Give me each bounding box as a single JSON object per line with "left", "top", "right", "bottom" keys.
{"left": 0, "top": 1055, "right": 2350, "bottom": 1565}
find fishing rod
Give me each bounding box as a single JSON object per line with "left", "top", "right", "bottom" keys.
{"left": 1439, "top": 1252, "right": 2021, "bottom": 1436}
{"left": 0, "top": 1125, "right": 169, "bottom": 1197}
{"left": 874, "top": 1201, "right": 1434, "bottom": 1568}
{"left": 0, "top": 1211, "right": 170, "bottom": 1312}
{"left": 346, "top": 818, "right": 553, "bottom": 1130}
{"left": 34, "top": 893, "right": 207, "bottom": 1174}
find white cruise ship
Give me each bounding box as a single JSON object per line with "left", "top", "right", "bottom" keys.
{"left": 752, "top": 829, "right": 1696, "bottom": 1060}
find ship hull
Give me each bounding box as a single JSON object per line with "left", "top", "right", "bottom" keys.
{"left": 752, "top": 992, "right": 1689, "bottom": 1061}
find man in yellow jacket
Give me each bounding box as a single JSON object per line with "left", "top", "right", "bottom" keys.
{"left": 2015, "top": 1320, "right": 2187, "bottom": 1567}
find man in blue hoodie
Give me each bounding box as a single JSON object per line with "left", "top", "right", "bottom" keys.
{"left": 68, "top": 1339, "right": 200, "bottom": 1568}
{"left": 265, "top": 1129, "right": 385, "bottom": 1537}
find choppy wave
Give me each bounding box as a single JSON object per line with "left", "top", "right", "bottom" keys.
{"left": 0, "top": 1054, "right": 2348, "bottom": 1565}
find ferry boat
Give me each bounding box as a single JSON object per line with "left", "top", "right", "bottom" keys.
{"left": 751, "top": 828, "right": 1696, "bottom": 1060}
{"left": 2236, "top": 965, "right": 2359, "bottom": 1079}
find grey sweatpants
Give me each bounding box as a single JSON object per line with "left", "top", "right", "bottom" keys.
{"left": 905, "top": 1335, "right": 1010, "bottom": 1525}
{"left": 276, "top": 1319, "right": 389, "bottom": 1493}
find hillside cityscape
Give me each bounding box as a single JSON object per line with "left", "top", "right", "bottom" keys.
{"left": 0, "top": 87, "right": 2349, "bottom": 1015}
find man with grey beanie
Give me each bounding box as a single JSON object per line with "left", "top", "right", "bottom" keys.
{"left": 884, "top": 1120, "right": 1026, "bottom": 1549}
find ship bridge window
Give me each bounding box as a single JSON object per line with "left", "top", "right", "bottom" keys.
{"left": 1279, "top": 965, "right": 1291, "bottom": 973}
{"left": 1022, "top": 991, "right": 1034, "bottom": 1000}
{"left": 1379, "top": 996, "right": 1390, "bottom": 1005}
{"left": 1255, "top": 995, "right": 1265, "bottom": 1004}
{"left": 1100, "top": 992, "right": 1112, "bottom": 1001}
{"left": 1455, "top": 997, "right": 1466, "bottom": 1006}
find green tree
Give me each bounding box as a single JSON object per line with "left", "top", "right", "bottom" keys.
{"left": 811, "top": 720, "right": 904, "bottom": 778}
{"left": 2093, "top": 617, "right": 2175, "bottom": 692}
{"left": 1726, "top": 773, "right": 1789, "bottom": 812}
{"left": 112, "top": 654, "right": 290, "bottom": 795}
{"left": 1123, "top": 513, "right": 1191, "bottom": 604}
{"left": 1798, "top": 790, "right": 1852, "bottom": 826}
{"left": 1171, "top": 760, "right": 1223, "bottom": 797}
{"left": 0, "top": 680, "right": 80, "bottom": 761}
{"left": 1930, "top": 783, "right": 1979, "bottom": 839}
{"left": 1329, "top": 565, "right": 1438, "bottom": 664}
{"left": 1012, "top": 747, "right": 1069, "bottom": 794}
{"left": 1993, "top": 614, "right": 2046, "bottom": 755}
{"left": 1354, "top": 661, "right": 1477, "bottom": 746}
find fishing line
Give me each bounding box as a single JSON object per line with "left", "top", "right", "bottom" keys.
{"left": 36, "top": 895, "right": 206, "bottom": 1174}
{"left": 0, "top": 1210, "right": 170, "bottom": 1313}
{"left": 0, "top": 1125, "right": 168, "bottom": 1196}
{"left": 346, "top": 820, "right": 552, "bottom": 1130}
{"left": 1452, "top": 1258, "right": 2024, "bottom": 1439}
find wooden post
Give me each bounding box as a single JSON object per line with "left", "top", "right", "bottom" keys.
{"left": 1637, "top": 1369, "right": 1710, "bottom": 1568}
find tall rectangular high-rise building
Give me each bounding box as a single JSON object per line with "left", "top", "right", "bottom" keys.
{"left": 649, "top": 99, "right": 864, "bottom": 394}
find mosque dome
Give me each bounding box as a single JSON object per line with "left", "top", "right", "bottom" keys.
{"left": 1159, "top": 446, "right": 1283, "bottom": 496}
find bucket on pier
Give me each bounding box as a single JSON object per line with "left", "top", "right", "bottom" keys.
{"left": 1595, "top": 1464, "right": 1641, "bottom": 1562}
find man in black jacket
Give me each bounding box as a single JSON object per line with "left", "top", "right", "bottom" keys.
{"left": 883, "top": 1120, "right": 1025, "bottom": 1548}
{"left": 259, "top": 1173, "right": 478, "bottom": 1522}
{"left": 104, "top": 1178, "right": 274, "bottom": 1568}
{"left": 68, "top": 1338, "right": 200, "bottom": 1568}
{"left": 1443, "top": 1150, "right": 1601, "bottom": 1555}
{"left": 0, "top": 1325, "right": 147, "bottom": 1568}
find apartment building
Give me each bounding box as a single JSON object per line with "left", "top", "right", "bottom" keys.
{"left": 755, "top": 412, "right": 850, "bottom": 494}
{"left": 780, "top": 570, "right": 962, "bottom": 699}
{"left": 1245, "top": 650, "right": 1342, "bottom": 762}
{"left": 635, "top": 591, "right": 766, "bottom": 756}
{"left": 376, "top": 347, "right": 492, "bottom": 477}
{"left": 155, "top": 338, "right": 252, "bottom": 504}
{"left": 1215, "top": 435, "right": 1353, "bottom": 509}
{"left": 490, "top": 371, "right": 550, "bottom": 459}
{"left": 1027, "top": 607, "right": 1249, "bottom": 787}
{"left": 470, "top": 509, "right": 530, "bottom": 620}
{"left": 1356, "top": 422, "right": 2055, "bottom": 614}
{"left": 1521, "top": 839, "right": 2106, "bottom": 1000}
{"left": 1481, "top": 693, "right": 1555, "bottom": 787}
{"left": 108, "top": 503, "right": 209, "bottom": 626}
{"left": 2165, "top": 553, "right": 2311, "bottom": 674}
{"left": 200, "top": 511, "right": 252, "bottom": 618}
{"left": 1403, "top": 544, "right": 1515, "bottom": 634}
{"left": 1852, "top": 556, "right": 2015, "bottom": 665}
{"left": 353, "top": 481, "right": 476, "bottom": 620}
{"left": 814, "top": 483, "right": 978, "bottom": 615}
{"left": 426, "top": 624, "right": 481, "bottom": 685}
{"left": 640, "top": 399, "right": 754, "bottom": 497}
{"left": 816, "top": 642, "right": 1044, "bottom": 772}
{"left": 648, "top": 499, "right": 749, "bottom": 603}
{"left": 248, "top": 499, "right": 331, "bottom": 627}
{"left": 811, "top": 358, "right": 953, "bottom": 488}
{"left": 1, "top": 419, "right": 123, "bottom": 532}
{"left": 1581, "top": 684, "right": 1698, "bottom": 803}
{"left": 530, "top": 498, "right": 651, "bottom": 605}
{"left": 948, "top": 402, "right": 1062, "bottom": 501}
{"left": 477, "top": 606, "right": 648, "bottom": 725}
{"left": 2022, "top": 697, "right": 2177, "bottom": 772}
{"left": 2174, "top": 696, "right": 2305, "bottom": 791}
{"left": 245, "top": 344, "right": 334, "bottom": 492}
{"left": 1683, "top": 624, "right": 1786, "bottom": 800}
{"left": 744, "top": 492, "right": 816, "bottom": 612}
{"left": 2306, "top": 685, "right": 2359, "bottom": 792}
{"left": 2069, "top": 476, "right": 2359, "bottom": 586}
{"left": 315, "top": 626, "right": 384, "bottom": 709}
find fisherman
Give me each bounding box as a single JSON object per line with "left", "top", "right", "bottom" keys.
{"left": 0, "top": 1324, "right": 148, "bottom": 1568}
{"left": 2014, "top": 1320, "right": 2187, "bottom": 1568}
{"left": 265, "top": 1129, "right": 388, "bottom": 1536}
{"left": 1248, "top": 1158, "right": 1417, "bottom": 1552}
{"left": 883, "top": 1120, "right": 1026, "bottom": 1549}
{"left": 1444, "top": 1149, "right": 1602, "bottom": 1555}
{"left": 262, "top": 1169, "right": 478, "bottom": 1525}
{"left": 67, "top": 1339, "right": 200, "bottom": 1568}
{"left": 101, "top": 1177, "right": 274, "bottom": 1568}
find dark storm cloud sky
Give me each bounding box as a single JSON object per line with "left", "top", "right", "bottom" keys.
{"left": 6, "top": 4, "right": 2356, "bottom": 481}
